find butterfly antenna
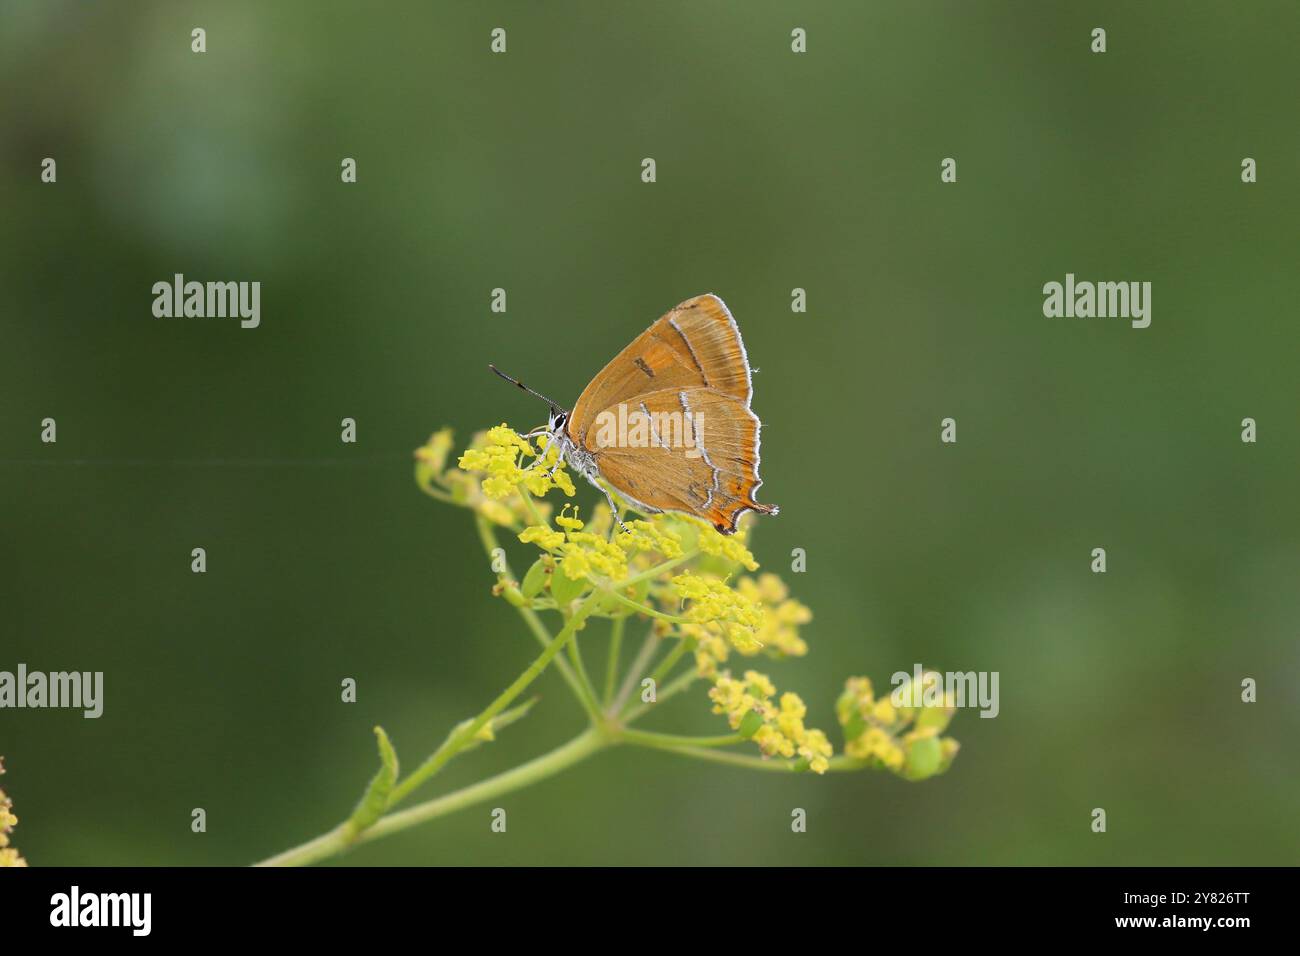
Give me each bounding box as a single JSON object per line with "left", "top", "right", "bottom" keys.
{"left": 488, "top": 364, "right": 568, "bottom": 414}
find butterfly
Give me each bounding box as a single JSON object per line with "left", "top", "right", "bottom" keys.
{"left": 490, "top": 293, "right": 778, "bottom": 535}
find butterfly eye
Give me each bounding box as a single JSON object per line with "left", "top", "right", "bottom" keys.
{"left": 553, "top": 413, "right": 566, "bottom": 429}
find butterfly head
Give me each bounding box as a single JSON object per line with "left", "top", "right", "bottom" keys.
{"left": 547, "top": 407, "right": 568, "bottom": 436}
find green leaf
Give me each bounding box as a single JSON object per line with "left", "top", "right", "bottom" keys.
{"left": 737, "top": 710, "right": 765, "bottom": 740}
{"left": 841, "top": 711, "right": 867, "bottom": 742}
{"left": 347, "top": 726, "right": 400, "bottom": 834}
{"left": 901, "top": 734, "right": 942, "bottom": 781}
{"left": 450, "top": 697, "right": 540, "bottom": 754}
{"left": 520, "top": 559, "right": 548, "bottom": 599}
{"left": 550, "top": 564, "right": 588, "bottom": 605}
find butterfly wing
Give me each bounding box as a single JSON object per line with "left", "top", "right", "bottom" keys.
{"left": 567, "top": 294, "right": 752, "bottom": 447}
{"left": 584, "top": 386, "right": 777, "bottom": 534}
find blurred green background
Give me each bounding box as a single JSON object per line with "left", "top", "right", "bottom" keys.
{"left": 2, "top": 1, "right": 1297, "bottom": 866}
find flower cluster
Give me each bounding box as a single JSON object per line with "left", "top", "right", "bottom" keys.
{"left": 671, "top": 572, "right": 766, "bottom": 651}
{"left": 683, "top": 572, "right": 813, "bottom": 678}
{"left": 0, "top": 757, "right": 26, "bottom": 867}
{"left": 836, "top": 673, "right": 960, "bottom": 781}
{"left": 521, "top": 506, "right": 633, "bottom": 584}
{"left": 415, "top": 426, "right": 572, "bottom": 528}
{"left": 457, "top": 425, "right": 576, "bottom": 501}
{"left": 710, "top": 671, "right": 833, "bottom": 773}
{"left": 415, "top": 422, "right": 959, "bottom": 783}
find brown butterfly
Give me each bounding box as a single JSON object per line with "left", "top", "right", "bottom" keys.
{"left": 491, "top": 293, "right": 778, "bottom": 535}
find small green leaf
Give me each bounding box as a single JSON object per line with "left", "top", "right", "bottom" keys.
{"left": 550, "top": 564, "right": 588, "bottom": 605}
{"left": 347, "top": 726, "right": 400, "bottom": 834}
{"left": 901, "top": 733, "right": 941, "bottom": 781}
{"left": 450, "top": 698, "right": 540, "bottom": 754}
{"left": 520, "top": 559, "right": 548, "bottom": 599}
{"left": 737, "top": 710, "right": 765, "bottom": 739}
{"left": 841, "top": 711, "right": 867, "bottom": 742}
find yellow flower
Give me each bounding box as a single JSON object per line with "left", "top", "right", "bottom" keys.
{"left": 694, "top": 522, "right": 759, "bottom": 571}
{"left": 871, "top": 697, "right": 897, "bottom": 725}
{"left": 414, "top": 427, "right": 455, "bottom": 479}
{"left": 688, "top": 624, "right": 731, "bottom": 678}
{"left": 671, "top": 573, "right": 765, "bottom": 651}
{"left": 555, "top": 505, "right": 584, "bottom": 532}
{"left": 616, "top": 520, "right": 684, "bottom": 558}
{"left": 519, "top": 520, "right": 630, "bottom": 583}
{"left": 735, "top": 574, "right": 811, "bottom": 657}
{"left": 708, "top": 671, "right": 833, "bottom": 774}
{"left": 419, "top": 428, "right": 555, "bottom": 528}
{"left": 799, "top": 728, "right": 833, "bottom": 775}
{"left": 0, "top": 757, "right": 26, "bottom": 867}
{"left": 457, "top": 424, "right": 575, "bottom": 502}
{"left": 562, "top": 532, "right": 629, "bottom": 580}
{"left": 836, "top": 673, "right": 959, "bottom": 780}
{"left": 519, "top": 525, "right": 565, "bottom": 551}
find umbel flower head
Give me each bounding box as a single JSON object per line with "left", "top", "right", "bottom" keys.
{"left": 710, "top": 671, "right": 834, "bottom": 773}
{"left": 836, "top": 673, "right": 960, "bottom": 781}
{"left": 0, "top": 757, "right": 27, "bottom": 867}
{"left": 411, "top": 425, "right": 961, "bottom": 780}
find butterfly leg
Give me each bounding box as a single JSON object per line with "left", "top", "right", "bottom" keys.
{"left": 521, "top": 431, "right": 552, "bottom": 471}
{"left": 597, "top": 482, "right": 632, "bottom": 535}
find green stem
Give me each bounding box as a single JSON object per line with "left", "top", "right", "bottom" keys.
{"left": 606, "top": 590, "right": 688, "bottom": 624}
{"left": 609, "top": 624, "right": 660, "bottom": 715}
{"left": 622, "top": 669, "right": 699, "bottom": 724}
{"left": 620, "top": 551, "right": 697, "bottom": 588}
{"left": 619, "top": 637, "right": 693, "bottom": 720}
{"left": 517, "top": 605, "right": 589, "bottom": 711}
{"left": 387, "top": 592, "right": 602, "bottom": 806}
{"left": 647, "top": 637, "right": 692, "bottom": 688}
{"left": 565, "top": 626, "right": 603, "bottom": 718}
{"left": 619, "top": 728, "right": 742, "bottom": 749}
{"left": 255, "top": 728, "right": 608, "bottom": 867}
{"left": 416, "top": 481, "right": 457, "bottom": 505}
{"left": 628, "top": 743, "right": 869, "bottom": 774}
{"left": 603, "top": 616, "right": 624, "bottom": 705}
{"left": 516, "top": 484, "right": 547, "bottom": 528}
{"left": 474, "top": 514, "right": 589, "bottom": 711}
{"left": 636, "top": 745, "right": 804, "bottom": 772}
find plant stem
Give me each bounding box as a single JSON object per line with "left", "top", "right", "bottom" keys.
{"left": 605, "top": 590, "right": 688, "bottom": 623}
{"left": 387, "top": 592, "right": 602, "bottom": 806}
{"left": 474, "top": 514, "right": 588, "bottom": 710}
{"left": 609, "top": 624, "right": 659, "bottom": 715}
{"left": 517, "top": 605, "right": 590, "bottom": 712}
{"left": 622, "top": 669, "right": 698, "bottom": 724}
{"left": 620, "top": 550, "right": 697, "bottom": 588}
{"left": 603, "top": 616, "right": 624, "bottom": 705}
{"left": 255, "top": 728, "right": 607, "bottom": 867}
{"left": 618, "top": 728, "right": 742, "bottom": 749}
{"left": 633, "top": 744, "right": 804, "bottom": 772}
{"left": 516, "top": 484, "right": 547, "bottom": 528}
{"left": 647, "top": 637, "right": 691, "bottom": 688}
{"left": 618, "top": 637, "right": 692, "bottom": 720}
{"left": 564, "top": 626, "right": 603, "bottom": 718}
